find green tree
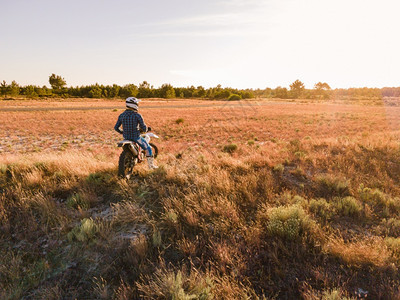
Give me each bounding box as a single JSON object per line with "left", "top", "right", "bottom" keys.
{"left": 49, "top": 73, "right": 67, "bottom": 91}
{"left": 196, "top": 86, "right": 206, "bottom": 98}
{"left": 262, "top": 87, "right": 273, "bottom": 98}
{"left": 173, "top": 87, "right": 184, "bottom": 98}
{"left": 0, "top": 80, "right": 7, "bottom": 98}
{"left": 240, "top": 90, "right": 255, "bottom": 99}
{"left": 37, "top": 85, "right": 52, "bottom": 97}
{"left": 109, "top": 84, "right": 120, "bottom": 98}
{"left": 289, "top": 79, "right": 305, "bottom": 99}
{"left": 9, "top": 80, "right": 20, "bottom": 97}
{"left": 24, "top": 85, "right": 38, "bottom": 98}
{"left": 314, "top": 82, "right": 331, "bottom": 90}
{"left": 159, "top": 83, "right": 176, "bottom": 99}
{"left": 273, "top": 86, "right": 289, "bottom": 99}
{"left": 184, "top": 85, "right": 196, "bottom": 98}
{"left": 88, "top": 84, "right": 102, "bottom": 98}
{"left": 137, "top": 81, "right": 153, "bottom": 98}
{"left": 313, "top": 82, "right": 331, "bottom": 100}
{"left": 119, "top": 84, "right": 138, "bottom": 98}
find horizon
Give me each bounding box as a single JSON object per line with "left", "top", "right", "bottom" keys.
{"left": 3, "top": 78, "right": 400, "bottom": 91}
{"left": 1, "top": 0, "right": 400, "bottom": 89}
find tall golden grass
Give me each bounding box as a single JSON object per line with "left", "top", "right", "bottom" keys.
{"left": 1, "top": 99, "right": 400, "bottom": 298}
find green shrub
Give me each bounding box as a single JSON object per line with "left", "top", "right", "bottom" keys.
{"left": 294, "top": 151, "right": 306, "bottom": 159}
{"left": 86, "top": 172, "right": 104, "bottom": 184}
{"left": 222, "top": 143, "right": 238, "bottom": 154}
{"left": 381, "top": 218, "right": 400, "bottom": 236}
{"left": 385, "top": 237, "right": 400, "bottom": 255}
{"left": 322, "top": 289, "right": 353, "bottom": 300}
{"left": 175, "top": 118, "right": 184, "bottom": 124}
{"left": 67, "top": 218, "right": 99, "bottom": 242}
{"left": 228, "top": 94, "right": 241, "bottom": 101}
{"left": 165, "top": 209, "right": 178, "bottom": 224}
{"left": 291, "top": 166, "right": 305, "bottom": 177}
{"left": 359, "top": 185, "right": 386, "bottom": 204}
{"left": 275, "top": 192, "right": 307, "bottom": 206}
{"left": 291, "top": 195, "right": 307, "bottom": 205}
{"left": 0, "top": 164, "right": 8, "bottom": 174}
{"left": 316, "top": 174, "right": 350, "bottom": 197}
{"left": 358, "top": 185, "right": 400, "bottom": 214}
{"left": 273, "top": 163, "right": 284, "bottom": 174}
{"left": 265, "top": 205, "right": 315, "bottom": 240}
{"left": 335, "top": 196, "right": 362, "bottom": 217}
{"left": 309, "top": 198, "right": 333, "bottom": 220}
{"left": 66, "top": 192, "right": 89, "bottom": 210}
{"left": 289, "top": 139, "right": 300, "bottom": 148}
{"left": 137, "top": 269, "right": 213, "bottom": 300}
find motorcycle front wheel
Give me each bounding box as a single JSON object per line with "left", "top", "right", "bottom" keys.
{"left": 118, "top": 149, "right": 137, "bottom": 179}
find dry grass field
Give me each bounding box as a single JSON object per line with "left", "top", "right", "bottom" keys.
{"left": 1, "top": 98, "right": 400, "bottom": 299}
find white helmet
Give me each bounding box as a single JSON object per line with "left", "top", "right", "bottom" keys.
{"left": 126, "top": 97, "right": 140, "bottom": 110}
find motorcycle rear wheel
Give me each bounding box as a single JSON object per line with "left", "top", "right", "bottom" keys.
{"left": 118, "top": 149, "right": 137, "bottom": 179}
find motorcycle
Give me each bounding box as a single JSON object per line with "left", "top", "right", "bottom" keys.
{"left": 117, "top": 131, "right": 159, "bottom": 179}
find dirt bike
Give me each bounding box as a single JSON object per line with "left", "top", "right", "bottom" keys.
{"left": 117, "top": 132, "right": 159, "bottom": 179}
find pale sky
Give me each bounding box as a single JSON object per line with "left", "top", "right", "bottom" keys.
{"left": 1, "top": 0, "right": 399, "bottom": 89}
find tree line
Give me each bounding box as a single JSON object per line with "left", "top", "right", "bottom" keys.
{"left": 1, "top": 74, "right": 399, "bottom": 100}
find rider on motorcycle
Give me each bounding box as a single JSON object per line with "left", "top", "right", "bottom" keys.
{"left": 114, "top": 97, "right": 158, "bottom": 169}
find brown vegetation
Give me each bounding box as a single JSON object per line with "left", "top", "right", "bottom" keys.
{"left": 1, "top": 98, "right": 400, "bottom": 298}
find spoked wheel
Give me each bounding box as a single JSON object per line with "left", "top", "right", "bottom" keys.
{"left": 118, "top": 149, "right": 137, "bottom": 179}
{"left": 150, "top": 143, "right": 158, "bottom": 158}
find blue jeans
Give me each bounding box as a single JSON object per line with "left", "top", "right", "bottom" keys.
{"left": 134, "top": 136, "right": 153, "bottom": 157}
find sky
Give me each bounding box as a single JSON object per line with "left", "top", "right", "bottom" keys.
{"left": 1, "top": 0, "right": 400, "bottom": 89}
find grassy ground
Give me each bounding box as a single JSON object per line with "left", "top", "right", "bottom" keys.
{"left": 1, "top": 98, "right": 400, "bottom": 299}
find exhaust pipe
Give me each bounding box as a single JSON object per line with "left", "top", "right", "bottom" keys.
{"left": 124, "top": 144, "right": 138, "bottom": 156}
{"left": 129, "top": 144, "right": 138, "bottom": 156}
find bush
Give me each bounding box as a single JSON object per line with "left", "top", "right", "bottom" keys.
{"left": 66, "top": 192, "right": 89, "bottom": 210}
{"left": 291, "top": 195, "right": 307, "bottom": 206}
{"left": 358, "top": 185, "right": 400, "bottom": 214}
{"left": 335, "top": 196, "right": 362, "bottom": 217}
{"left": 222, "top": 143, "right": 238, "bottom": 154}
{"left": 67, "top": 218, "right": 99, "bottom": 242}
{"left": 322, "top": 289, "right": 353, "bottom": 300}
{"left": 86, "top": 172, "right": 105, "bottom": 184}
{"left": 228, "top": 94, "right": 241, "bottom": 101}
{"left": 381, "top": 218, "right": 400, "bottom": 236}
{"left": 264, "top": 205, "right": 315, "bottom": 240}
{"left": 309, "top": 198, "right": 333, "bottom": 220}
{"left": 294, "top": 151, "right": 306, "bottom": 159}
{"left": 175, "top": 118, "right": 184, "bottom": 124}
{"left": 137, "top": 268, "right": 213, "bottom": 299}
{"left": 273, "top": 163, "right": 284, "bottom": 174}
{"left": 316, "top": 174, "right": 350, "bottom": 197}
{"left": 385, "top": 237, "right": 400, "bottom": 255}
{"left": 359, "top": 185, "right": 386, "bottom": 204}
{"left": 0, "top": 164, "right": 7, "bottom": 174}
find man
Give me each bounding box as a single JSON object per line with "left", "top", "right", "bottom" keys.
{"left": 114, "top": 97, "right": 158, "bottom": 169}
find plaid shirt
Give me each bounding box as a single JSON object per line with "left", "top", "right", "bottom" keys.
{"left": 114, "top": 110, "right": 147, "bottom": 140}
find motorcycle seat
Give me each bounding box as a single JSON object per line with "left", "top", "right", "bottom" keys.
{"left": 117, "top": 140, "right": 135, "bottom": 147}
